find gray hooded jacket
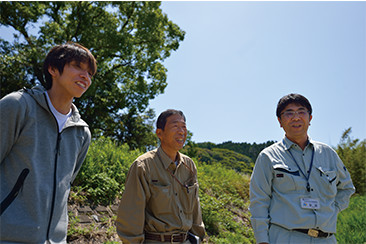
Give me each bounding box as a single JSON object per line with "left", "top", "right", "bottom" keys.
{"left": 0, "top": 86, "right": 91, "bottom": 243}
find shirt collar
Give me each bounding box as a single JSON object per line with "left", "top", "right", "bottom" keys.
{"left": 157, "top": 147, "right": 182, "bottom": 169}
{"left": 282, "top": 136, "right": 314, "bottom": 151}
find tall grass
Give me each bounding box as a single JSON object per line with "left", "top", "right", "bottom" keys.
{"left": 196, "top": 161, "right": 255, "bottom": 243}
{"left": 336, "top": 194, "right": 366, "bottom": 244}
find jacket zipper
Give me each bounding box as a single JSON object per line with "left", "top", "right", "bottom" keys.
{"left": 45, "top": 93, "right": 61, "bottom": 241}
{"left": 46, "top": 132, "right": 61, "bottom": 241}
{"left": 47, "top": 133, "right": 61, "bottom": 240}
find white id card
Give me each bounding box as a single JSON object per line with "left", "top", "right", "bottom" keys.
{"left": 300, "top": 198, "right": 320, "bottom": 209}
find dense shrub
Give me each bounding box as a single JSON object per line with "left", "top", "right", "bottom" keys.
{"left": 84, "top": 172, "right": 120, "bottom": 205}
{"left": 72, "top": 137, "right": 141, "bottom": 205}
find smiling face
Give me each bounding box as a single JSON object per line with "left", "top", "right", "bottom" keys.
{"left": 48, "top": 61, "right": 92, "bottom": 100}
{"left": 278, "top": 103, "right": 313, "bottom": 145}
{"left": 156, "top": 114, "right": 187, "bottom": 161}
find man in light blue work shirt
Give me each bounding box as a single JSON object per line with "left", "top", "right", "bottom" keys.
{"left": 249, "top": 93, "right": 355, "bottom": 244}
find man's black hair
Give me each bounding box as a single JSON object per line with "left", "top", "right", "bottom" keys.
{"left": 156, "top": 109, "right": 186, "bottom": 130}
{"left": 42, "top": 42, "right": 97, "bottom": 90}
{"left": 276, "top": 93, "right": 312, "bottom": 118}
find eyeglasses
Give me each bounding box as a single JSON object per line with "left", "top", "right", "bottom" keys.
{"left": 281, "top": 109, "right": 310, "bottom": 119}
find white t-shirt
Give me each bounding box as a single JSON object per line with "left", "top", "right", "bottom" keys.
{"left": 46, "top": 92, "right": 72, "bottom": 132}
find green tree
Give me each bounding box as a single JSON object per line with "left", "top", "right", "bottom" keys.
{"left": 336, "top": 128, "right": 366, "bottom": 194}
{"left": 0, "top": 1, "right": 185, "bottom": 150}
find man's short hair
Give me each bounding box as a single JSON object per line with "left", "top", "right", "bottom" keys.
{"left": 156, "top": 109, "right": 186, "bottom": 130}
{"left": 42, "top": 42, "right": 97, "bottom": 90}
{"left": 276, "top": 93, "right": 312, "bottom": 118}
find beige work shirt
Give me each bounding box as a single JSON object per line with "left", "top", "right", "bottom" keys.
{"left": 116, "top": 147, "right": 205, "bottom": 243}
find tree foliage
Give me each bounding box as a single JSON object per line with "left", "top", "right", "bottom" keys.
{"left": 336, "top": 128, "right": 366, "bottom": 195}
{"left": 0, "top": 1, "right": 185, "bottom": 150}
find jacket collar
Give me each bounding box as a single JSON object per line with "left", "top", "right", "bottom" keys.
{"left": 24, "top": 86, "right": 88, "bottom": 128}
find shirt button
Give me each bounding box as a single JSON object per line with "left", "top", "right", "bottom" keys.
{"left": 175, "top": 193, "right": 178, "bottom": 196}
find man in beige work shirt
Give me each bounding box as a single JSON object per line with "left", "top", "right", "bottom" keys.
{"left": 116, "top": 109, "right": 206, "bottom": 243}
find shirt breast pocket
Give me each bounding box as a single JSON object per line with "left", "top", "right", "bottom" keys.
{"left": 315, "top": 166, "right": 337, "bottom": 197}
{"left": 180, "top": 182, "right": 198, "bottom": 214}
{"left": 273, "top": 165, "right": 300, "bottom": 193}
{"left": 149, "top": 183, "right": 173, "bottom": 214}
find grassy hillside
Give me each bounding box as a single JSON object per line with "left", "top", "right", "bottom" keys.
{"left": 186, "top": 146, "right": 254, "bottom": 174}
{"left": 69, "top": 136, "right": 365, "bottom": 243}
{"left": 70, "top": 137, "right": 255, "bottom": 242}
{"left": 196, "top": 162, "right": 254, "bottom": 243}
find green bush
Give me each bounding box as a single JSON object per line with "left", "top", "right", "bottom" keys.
{"left": 85, "top": 172, "right": 120, "bottom": 205}
{"left": 336, "top": 128, "right": 366, "bottom": 194}
{"left": 72, "top": 137, "right": 141, "bottom": 205}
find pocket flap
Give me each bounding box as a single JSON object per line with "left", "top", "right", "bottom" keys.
{"left": 273, "top": 164, "right": 300, "bottom": 176}
{"left": 316, "top": 166, "right": 337, "bottom": 182}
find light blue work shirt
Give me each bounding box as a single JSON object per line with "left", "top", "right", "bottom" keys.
{"left": 249, "top": 137, "right": 355, "bottom": 243}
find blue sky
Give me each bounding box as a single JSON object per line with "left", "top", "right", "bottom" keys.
{"left": 1, "top": 2, "right": 365, "bottom": 146}
{"left": 150, "top": 1, "right": 366, "bottom": 146}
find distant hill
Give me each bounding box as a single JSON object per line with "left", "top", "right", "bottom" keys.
{"left": 181, "top": 140, "right": 276, "bottom": 174}
{"left": 197, "top": 147, "right": 253, "bottom": 174}
{"left": 197, "top": 140, "right": 276, "bottom": 162}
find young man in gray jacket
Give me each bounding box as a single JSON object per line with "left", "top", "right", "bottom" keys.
{"left": 0, "top": 42, "right": 97, "bottom": 243}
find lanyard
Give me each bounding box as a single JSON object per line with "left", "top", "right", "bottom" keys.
{"left": 287, "top": 146, "right": 315, "bottom": 192}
